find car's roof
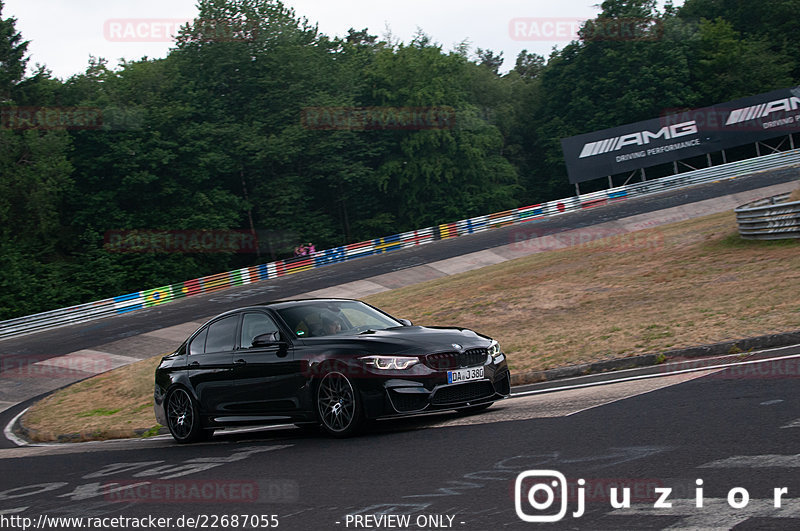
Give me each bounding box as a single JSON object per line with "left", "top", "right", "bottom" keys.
{"left": 197, "top": 298, "right": 348, "bottom": 322}
{"left": 182, "top": 300, "right": 370, "bottom": 341}
{"left": 256, "top": 298, "right": 359, "bottom": 309}
{"left": 220, "top": 298, "right": 363, "bottom": 315}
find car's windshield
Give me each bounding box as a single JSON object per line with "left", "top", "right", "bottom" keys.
{"left": 275, "top": 301, "right": 402, "bottom": 338}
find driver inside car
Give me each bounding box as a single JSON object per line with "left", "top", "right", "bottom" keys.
{"left": 321, "top": 317, "right": 342, "bottom": 336}
{"left": 309, "top": 308, "right": 346, "bottom": 337}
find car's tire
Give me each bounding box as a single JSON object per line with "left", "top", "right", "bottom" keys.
{"left": 316, "top": 371, "right": 363, "bottom": 437}
{"left": 165, "top": 387, "right": 205, "bottom": 443}
{"left": 458, "top": 402, "right": 493, "bottom": 414}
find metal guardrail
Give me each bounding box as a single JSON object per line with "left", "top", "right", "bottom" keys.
{"left": 735, "top": 193, "right": 800, "bottom": 240}
{"left": 2, "top": 149, "right": 800, "bottom": 341}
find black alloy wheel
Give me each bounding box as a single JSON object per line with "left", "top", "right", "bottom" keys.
{"left": 316, "top": 371, "right": 363, "bottom": 437}
{"left": 166, "top": 387, "right": 206, "bottom": 443}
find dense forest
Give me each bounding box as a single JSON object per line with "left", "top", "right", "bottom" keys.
{"left": 1, "top": 0, "right": 798, "bottom": 319}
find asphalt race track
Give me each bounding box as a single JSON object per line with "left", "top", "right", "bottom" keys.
{"left": 1, "top": 350, "right": 800, "bottom": 529}
{"left": 1, "top": 168, "right": 800, "bottom": 530}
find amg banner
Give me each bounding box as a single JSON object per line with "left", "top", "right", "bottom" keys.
{"left": 561, "top": 86, "right": 800, "bottom": 184}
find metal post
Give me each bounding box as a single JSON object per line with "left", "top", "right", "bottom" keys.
{"left": 575, "top": 183, "right": 580, "bottom": 196}
{"left": 623, "top": 171, "right": 637, "bottom": 186}
{"left": 641, "top": 168, "right": 646, "bottom": 182}
{"left": 608, "top": 176, "right": 613, "bottom": 189}
{"left": 707, "top": 153, "right": 712, "bottom": 167}
{"left": 722, "top": 149, "right": 727, "bottom": 164}
{"left": 790, "top": 134, "right": 795, "bottom": 150}
{"left": 756, "top": 142, "right": 761, "bottom": 157}
{"left": 673, "top": 161, "right": 678, "bottom": 174}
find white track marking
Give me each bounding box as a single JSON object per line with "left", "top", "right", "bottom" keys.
{"left": 3, "top": 408, "right": 29, "bottom": 447}
{"left": 700, "top": 454, "right": 800, "bottom": 468}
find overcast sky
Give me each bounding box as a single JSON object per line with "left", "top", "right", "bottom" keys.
{"left": 3, "top": 1, "right": 682, "bottom": 80}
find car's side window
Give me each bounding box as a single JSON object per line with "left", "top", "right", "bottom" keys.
{"left": 189, "top": 327, "right": 208, "bottom": 356}
{"left": 205, "top": 315, "right": 239, "bottom": 353}
{"left": 240, "top": 313, "right": 280, "bottom": 348}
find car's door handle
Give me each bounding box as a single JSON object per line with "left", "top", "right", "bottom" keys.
{"left": 189, "top": 361, "right": 200, "bottom": 367}
{"left": 233, "top": 359, "right": 247, "bottom": 366}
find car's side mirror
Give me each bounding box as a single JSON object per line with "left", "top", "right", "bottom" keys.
{"left": 252, "top": 331, "right": 281, "bottom": 347}
{"left": 398, "top": 319, "right": 412, "bottom": 326}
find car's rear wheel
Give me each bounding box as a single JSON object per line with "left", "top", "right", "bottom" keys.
{"left": 166, "top": 387, "right": 206, "bottom": 443}
{"left": 316, "top": 371, "right": 363, "bottom": 437}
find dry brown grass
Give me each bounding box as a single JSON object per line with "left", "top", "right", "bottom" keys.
{"left": 21, "top": 355, "right": 163, "bottom": 442}
{"left": 19, "top": 210, "right": 800, "bottom": 441}
{"left": 366, "top": 211, "right": 800, "bottom": 373}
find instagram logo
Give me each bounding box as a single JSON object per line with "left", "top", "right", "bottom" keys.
{"left": 514, "top": 470, "right": 585, "bottom": 522}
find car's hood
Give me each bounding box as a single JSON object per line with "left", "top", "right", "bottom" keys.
{"left": 300, "top": 326, "right": 492, "bottom": 355}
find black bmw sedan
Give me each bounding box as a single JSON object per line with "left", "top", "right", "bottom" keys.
{"left": 154, "top": 298, "right": 510, "bottom": 442}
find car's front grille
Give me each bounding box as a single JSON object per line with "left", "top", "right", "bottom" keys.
{"left": 431, "top": 381, "right": 495, "bottom": 405}
{"left": 425, "top": 348, "right": 488, "bottom": 370}
{"left": 425, "top": 352, "right": 456, "bottom": 370}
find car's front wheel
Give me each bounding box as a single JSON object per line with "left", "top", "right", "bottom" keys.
{"left": 165, "top": 387, "right": 208, "bottom": 443}
{"left": 316, "top": 371, "right": 363, "bottom": 437}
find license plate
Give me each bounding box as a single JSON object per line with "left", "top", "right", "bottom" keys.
{"left": 447, "top": 366, "right": 484, "bottom": 384}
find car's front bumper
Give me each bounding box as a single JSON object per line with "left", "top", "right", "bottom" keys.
{"left": 357, "top": 355, "right": 510, "bottom": 418}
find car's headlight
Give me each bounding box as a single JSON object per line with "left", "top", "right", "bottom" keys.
{"left": 488, "top": 341, "right": 504, "bottom": 362}
{"left": 359, "top": 355, "right": 419, "bottom": 370}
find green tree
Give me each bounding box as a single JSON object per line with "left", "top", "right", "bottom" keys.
{"left": 679, "top": 0, "right": 800, "bottom": 76}
{"left": 519, "top": 0, "right": 693, "bottom": 195}
{"left": 475, "top": 48, "right": 504, "bottom": 75}
{"left": 513, "top": 50, "right": 545, "bottom": 80}
{"left": 0, "top": 0, "right": 27, "bottom": 102}
{"left": 0, "top": 3, "right": 77, "bottom": 318}
{"left": 366, "top": 34, "right": 519, "bottom": 228}
{"left": 685, "top": 18, "right": 793, "bottom": 105}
